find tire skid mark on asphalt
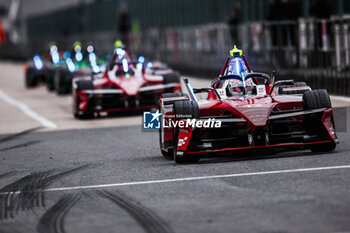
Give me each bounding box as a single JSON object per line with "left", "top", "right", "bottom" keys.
{"left": 0, "top": 172, "right": 17, "bottom": 180}
{"left": 0, "top": 127, "right": 42, "bottom": 144}
{"left": 0, "top": 140, "right": 41, "bottom": 152}
{"left": 0, "top": 164, "right": 91, "bottom": 219}
{"left": 99, "top": 190, "right": 174, "bottom": 233}
{"left": 37, "top": 193, "right": 81, "bottom": 233}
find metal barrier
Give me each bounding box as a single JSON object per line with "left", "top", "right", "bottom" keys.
{"left": 135, "top": 18, "right": 350, "bottom": 95}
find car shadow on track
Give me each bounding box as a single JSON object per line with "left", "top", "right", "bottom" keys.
{"left": 148, "top": 148, "right": 339, "bottom": 166}
{"left": 132, "top": 149, "right": 338, "bottom": 166}
{"left": 195, "top": 150, "right": 338, "bottom": 165}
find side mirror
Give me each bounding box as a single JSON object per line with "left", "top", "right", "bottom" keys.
{"left": 270, "top": 70, "right": 276, "bottom": 85}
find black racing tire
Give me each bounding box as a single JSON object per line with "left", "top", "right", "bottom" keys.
{"left": 46, "top": 69, "right": 56, "bottom": 91}
{"left": 310, "top": 142, "right": 336, "bottom": 152}
{"left": 54, "top": 69, "right": 64, "bottom": 94}
{"left": 163, "top": 73, "right": 180, "bottom": 84}
{"left": 295, "top": 82, "right": 307, "bottom": 87}
{"left": 77, "top": 80, "right": 94, "bottom": 90}
{"left": 303, "top": 89, "right": 336, "bottom": 152}
{"left": 74, "top": 80, "right": 94, "bottom": 119}
{"left": 303, "top": 89, "right": 331, "bottom": 110}
{"left": 173, "top": 100, "right": 200, "bottom": 120}
{"left": 25, "top": 67, "right": 37, "bottom": 88}
{"left": 56, "top": 69, "right": 73, "bottom": 95}
{"left": 159, "top": 93, "right": 188, "bottom": 157}
{"left": 172, "top": 100, "right": 200, "bottom": 163}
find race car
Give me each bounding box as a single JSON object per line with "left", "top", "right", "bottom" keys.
{"left": 159, "top": 46, "right": 338, "bottom": 163}
{"left": 72, "top": 46, "right": 181, "bottom": 119}
{"left": 53, "top": 42, "right": 103, "bottom": 94}
{"left": 24, "top": 43, "right": 61, "bottom": 88}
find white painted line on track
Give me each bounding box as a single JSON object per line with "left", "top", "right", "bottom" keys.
{"left": 1, "top": 164, "right": 350, "bottom": 195}
{"left": 0, "top": 89, "right": 57, "bottom": 129}
{"left": 330, "top": 95, "right": 350, "bottom": 103}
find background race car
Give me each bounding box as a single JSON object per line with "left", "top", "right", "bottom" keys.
{"left": 24, "top": 43, "right": 61, "bottom": 89}
{"left": 72, "top": 47, "right": 181, "bottom": 119}
{"left": 53, "top": 43, "right": 106, "bottom": 95}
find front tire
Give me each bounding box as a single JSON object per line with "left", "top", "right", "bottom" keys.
{"left": 303, "top": 89, "right": 336, "bottom": 152}
{"left": 172, "top": 100, "right": 200, "bottom": 163}
{"left": 310, "top": 143, "right": 336, "bottom": 152}
{"left": 159, "top": 93, "right": 188, "bottom": 157}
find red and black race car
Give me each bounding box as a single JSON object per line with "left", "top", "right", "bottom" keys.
{"left": 159, "top": 46, "right": 338, "bottom": 163}
{"left": 72, "top": 48, "right": 181, "bottom": 119}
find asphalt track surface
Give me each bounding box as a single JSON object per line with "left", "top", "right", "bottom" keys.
{"left": 1, "top": 62, "right": 350, "bottom": 233}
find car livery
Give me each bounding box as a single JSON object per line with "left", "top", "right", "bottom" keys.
{"left": 72, "top": 47, "right": 181, "bottom": 119}
{"left": 159, "top": 46, "right": 338, "bottom": 163}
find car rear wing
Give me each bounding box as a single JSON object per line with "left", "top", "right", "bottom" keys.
{"left": 161, "top": 96, "right": 189, "bottom": 105}
{"left": 80, "top": 83, "right": 179, "bottom": 95}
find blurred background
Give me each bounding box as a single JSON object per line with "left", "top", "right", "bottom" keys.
{"left": 1, "top": 0, "right": 350, "bottom": 94}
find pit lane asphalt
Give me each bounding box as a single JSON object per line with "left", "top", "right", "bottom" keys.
{"left": 1, "top": 62, "right": 350, "bottom": 233}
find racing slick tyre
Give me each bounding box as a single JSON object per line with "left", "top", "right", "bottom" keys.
{"left": 302, "top": 89, "right": 336, "bottom": 152}
{"left": 278, "top": 82, "right": 309, "bottom": 95}
{"left": 55, "top": 68, "right": 73, "bottom": 95}
{"left": 163, "top": 73, "right": 180, "bottom": 84}
{"left": 172, "top": 100, "right": 200, "bottom": 163}
{"left": 46, "top": 70, "right": 56, "bottom": 91}
{"left": 73, "top": 80, "right": 94, "bottom": 119}
{"left": 159, "top": 93, "right": 188, "bottom": 157}
{"left": 25, "top": 67, "right": 37, "bottom": 88}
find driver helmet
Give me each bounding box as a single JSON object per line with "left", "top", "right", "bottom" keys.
{"left": 245, "top": 78, "right": 255, "bottom": 94}
{"left": 227, "top": 79, "right": 244, "bottom": 96}
{"left": 73, "top": 41, "right": 82, "bottom": 52}
{"left": 114, "top": 40, "right": 124, "bottom": 48}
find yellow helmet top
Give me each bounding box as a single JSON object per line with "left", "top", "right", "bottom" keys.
{"left": 73, "top": 41, "right": 82, "bottom": 52}
{"left": 114, "top": 40, "right": 124, "bottom": 48}
{"left": 48, "top": 41, "right": 56, "bottom": 49}
{"left": 230, "top": 45, "right": 243, "bottom": 57}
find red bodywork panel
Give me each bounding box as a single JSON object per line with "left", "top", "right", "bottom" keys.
{"left": 160, "top": 87, "right": 337, "bottom": 155}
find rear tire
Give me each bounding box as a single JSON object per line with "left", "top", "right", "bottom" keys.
{"left": 46, "top": 69, "right": 56, "bottom": 91}
{"left": 25, "top": 67, "right": 37, "bottom": 88}
{"left": 56, "top": 69, "right": 72, "bottom": 94}
{"left": 77, "top": 80, "right": 94, "bottom": 90}
{"left": 163, "top": 73, "right": 180, "bottom": 84}
{"left": 303, "top": 89, "right": 336, "bottom": 152}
